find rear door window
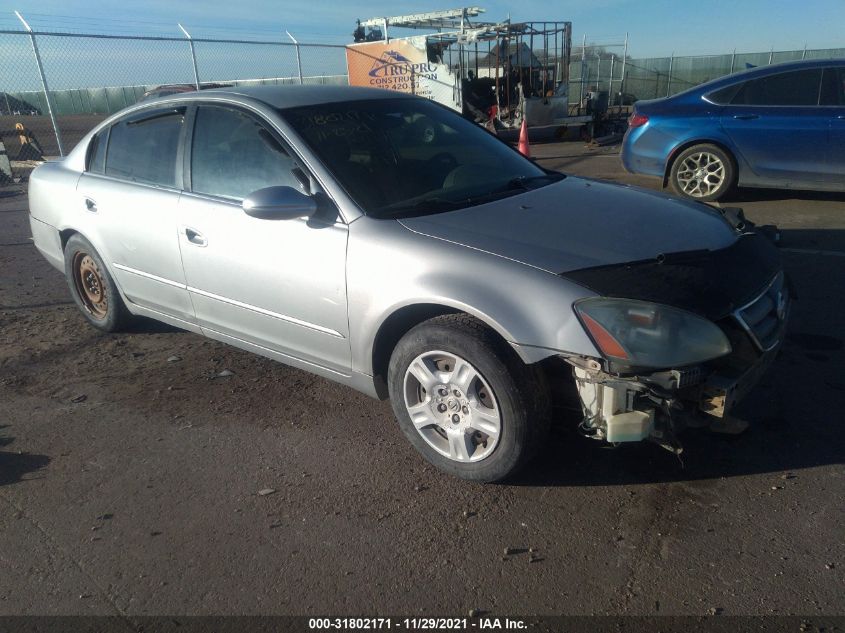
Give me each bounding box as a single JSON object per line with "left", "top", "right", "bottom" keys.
{"left": 190, "top": 105, "right": 299, "bottom": 201}
{"left": 731, "top": 68, "right": 823, "bottom": 106}
{"left": 105, "top": 107, "right": 185, "bottom": 187}
{"left": 820, "top": 67, "right": 845, "bottom": 106}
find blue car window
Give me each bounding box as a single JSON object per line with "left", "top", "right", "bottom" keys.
{"left": 706, "top": 83, "right": 743, "bottom": 105}
{"left": 731, "top": 68, "right": 823, "bottom": 107}
{"left": 820, "top": 67, "right": 845, "bottom": 106}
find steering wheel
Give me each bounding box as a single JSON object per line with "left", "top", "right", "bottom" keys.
{"left": 427, "top": 152, "right": 458, "bottom": 171}
{"left": 414, "top": 116, "right": 437, "bottom": 145}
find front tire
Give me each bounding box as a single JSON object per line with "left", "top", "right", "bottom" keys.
{"left": 64, "top": 234, "right": 132, "bottom": 332}
{"left": 387, "top": 314, "right": 548, "bottom": 483}
{"left": 669, "top": 143, "right": 735, "bottom": 202}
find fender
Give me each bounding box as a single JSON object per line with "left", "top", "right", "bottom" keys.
{"left": 345, "top": 217, "right": 600, "bottom": 378}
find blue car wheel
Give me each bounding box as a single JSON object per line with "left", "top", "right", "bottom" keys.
{"left": 669, "top": 143, "right": 736, "bottom": 202}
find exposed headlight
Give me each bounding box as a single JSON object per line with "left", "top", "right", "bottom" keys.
{"left": 574, "top": 297, "right": 731, "bottom": 369}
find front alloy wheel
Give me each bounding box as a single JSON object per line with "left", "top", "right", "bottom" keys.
{"left": 403, "top": 350, "right": 501, "bottom": 463}
{"left": 388, "top": 314, "right": 549, "bottom": 482}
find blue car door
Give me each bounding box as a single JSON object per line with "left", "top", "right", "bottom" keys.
{"left": 821, "top": 66, "right": 845, "bottom": 180}
{"left": 720, "top": 67, "right": 828, "bottom": 184}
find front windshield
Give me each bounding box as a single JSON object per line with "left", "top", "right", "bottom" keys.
{"left": 280, "top": 98, "right": 559, "bottom": 218}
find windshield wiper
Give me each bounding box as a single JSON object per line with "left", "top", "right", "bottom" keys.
{"left": 376, "top": 197, "right": 465, "bottom": 218}
{"left": 506, "top": 173, "right": 566, "bottom": 190}
{"left": 377, "top": 189, "right": 520, "bottom": 218}
{"left": 375, "top": 174, "right": 566, "bottom": 218}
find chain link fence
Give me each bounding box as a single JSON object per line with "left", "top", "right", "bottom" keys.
{"left": 572, "top": 46, "right": 845, "bottom": 107}
{"left": 1, "top": 24, "right": 844, "bottom": 188}
{"left": 1, "top": 30, "right": 48, "bottom": 183}
{"left": 0, "top": 28, "right": 347, "bottom": 177}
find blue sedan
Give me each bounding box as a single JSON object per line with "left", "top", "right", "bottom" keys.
{"left": 621, "top": 59, "right": 845, "bottom": 201}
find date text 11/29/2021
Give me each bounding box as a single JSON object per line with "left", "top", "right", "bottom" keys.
{"left": 308, "top": 617, "right": 528, "bottom": 630}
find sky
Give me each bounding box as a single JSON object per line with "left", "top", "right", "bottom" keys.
{"left": 0, "top": 0, "right": 841, "bottom": 58}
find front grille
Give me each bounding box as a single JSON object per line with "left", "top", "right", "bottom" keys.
{"left": 734, "top": 272, "right": 789, "bottom": 352}
{"left": 673, "top": 366, "right": 702, "bottom": 389}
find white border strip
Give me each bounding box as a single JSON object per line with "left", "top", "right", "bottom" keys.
{"left": 781, "top": 248, "right": 845, "bottom": 258}
{"left": 112, "top": 263, "right": 343, "bottom": 338}
{"left": 112, "top": 262, "right": 187, "bottom": 289}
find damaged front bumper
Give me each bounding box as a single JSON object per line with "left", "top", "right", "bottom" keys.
{"left": 570, "top": 273, "right": 790, "bottom": 452}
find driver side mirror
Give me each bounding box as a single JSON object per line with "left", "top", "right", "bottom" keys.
{"left": 242, "top": 186, "right": 317, "bottom": 220}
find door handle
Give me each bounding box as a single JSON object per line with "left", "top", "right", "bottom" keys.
{"left": 184, "top": 227, "right": 207, "bottom": 247}
{"left": 837, "top": 115, "right": 845, "bottom": 120}
{"left": 84, "top": 198, "right": 97, "bottom": 212}
{"left": 732, "top": 114, "right": 759, "bottom": 120}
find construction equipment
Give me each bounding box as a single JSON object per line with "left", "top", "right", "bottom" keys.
{"left": 347, "top": 7, "right": 593, "bottom": 135}
{"left": 15, "top": 122, "right": 44, "bottom": 161}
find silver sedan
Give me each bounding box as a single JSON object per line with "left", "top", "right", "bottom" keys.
{"left": 28, "top": 86, "right": 789, "bottom": 481}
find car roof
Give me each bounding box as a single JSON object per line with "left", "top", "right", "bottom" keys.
{"left": 695, "top": 59, "right": 845, "bottom": 89}
{"left": 670, "top": 58, "right": 845, "bottom": 98}
{"left": 168, "top": 84, "right": 407, "bottom": 109}
{"left": 730, "top": 57, "right": 842, "bottom": 78}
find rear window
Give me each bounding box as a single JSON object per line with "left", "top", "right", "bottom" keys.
{"left": 705, "top": 83, "right": 743, "bottom": 105}
{"left": 105, "top": 108, "right": 185, "bottom": 187}
{"left": 731, "top": 68, "right": 823, "bottom": 106}
{"left": 86, "top": 129, "right": 107, "bottom": 174}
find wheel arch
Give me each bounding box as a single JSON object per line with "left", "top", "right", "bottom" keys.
{"left": 59, "top": 227, "right": 78, "bottom": 251}
{"left": 369, "top": 302, "right": 541, "bottom": 400}
{"left": 57, "top": 228, "right": 135, "bottom": 313}
{"left": 662, "top": 138, "right": 739, "bottom": 188}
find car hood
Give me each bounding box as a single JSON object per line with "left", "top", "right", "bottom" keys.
{"left": 398, "top": 176, "right": 738, "bottom": 274}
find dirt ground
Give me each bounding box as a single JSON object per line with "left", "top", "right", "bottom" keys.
{"left": 0, "top": 143, "right": 843, "bottom": 619}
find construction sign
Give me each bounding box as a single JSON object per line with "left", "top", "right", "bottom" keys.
{"left": 346, "top": 37, "right": 460, "bottom": 110}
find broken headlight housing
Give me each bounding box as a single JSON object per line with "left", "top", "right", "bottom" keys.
{"left": 574, "top": 297, "right": 731, "bottom": 370}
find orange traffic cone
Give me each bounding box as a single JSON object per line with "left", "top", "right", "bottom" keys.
{"left": 518, "top": 118, "right": 530, "bottom": 158}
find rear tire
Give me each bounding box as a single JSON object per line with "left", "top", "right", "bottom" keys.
{"left": 387, "top": 314, "right": 549, "bottom": 483}
{"left": 64, "top": 234, "right": 132, "bottom": 332}
{"left": 669, "top": 143, "right": 735, "bottom": 202}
